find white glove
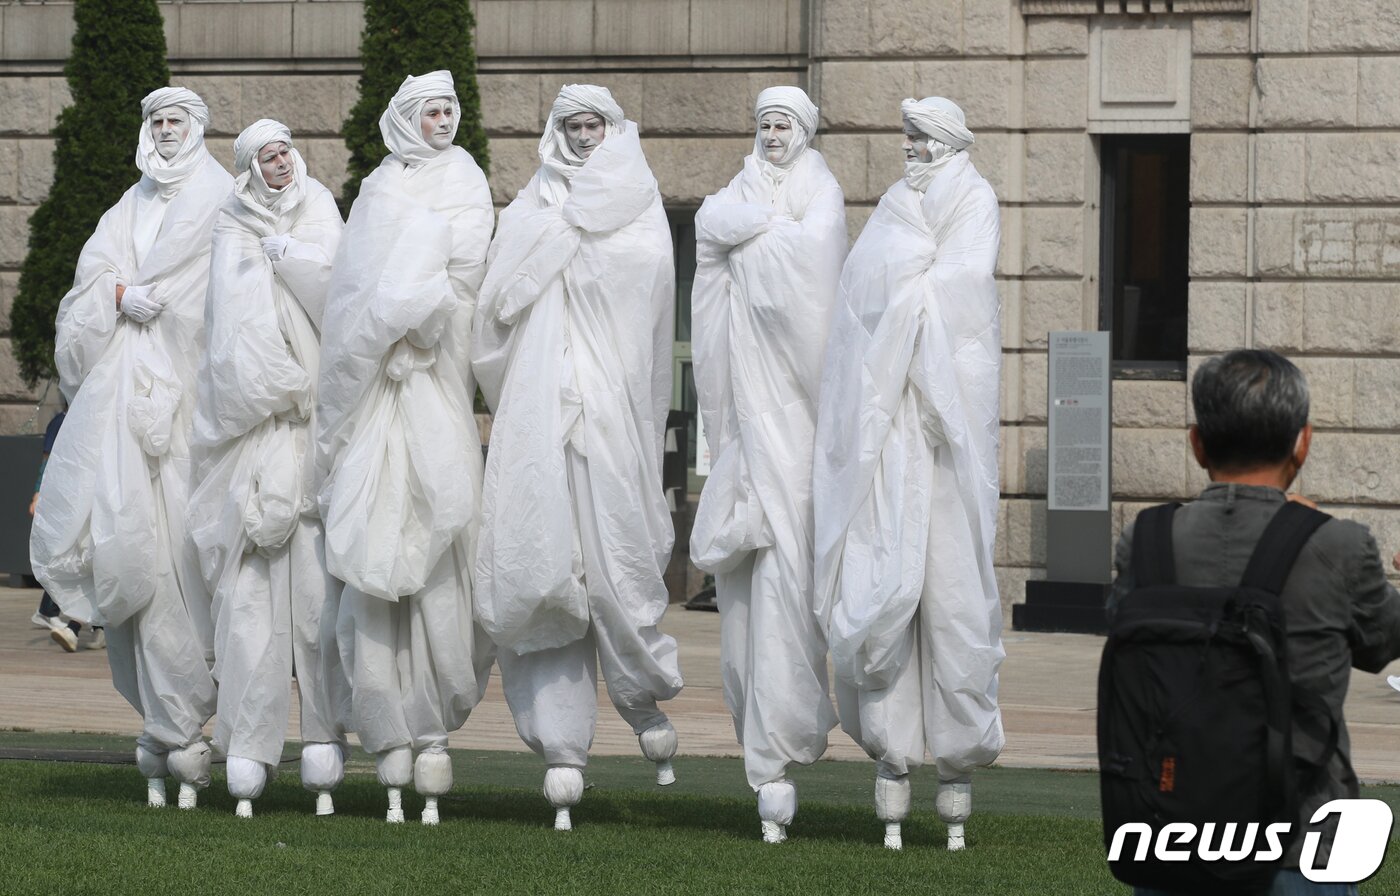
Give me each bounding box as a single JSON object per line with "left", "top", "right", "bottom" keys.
{"left": 260, "top": 234, "right": 292, "bottom": 262}
{"left": 119, "top": 284, "right": 162, "bottom": 323}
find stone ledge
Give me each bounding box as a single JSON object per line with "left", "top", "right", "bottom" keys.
{"left": 1021, "top": 0, "right": 1249, "bottom": 14}
{"left": 1, "top": 0, "right": 803, "bottom": 63}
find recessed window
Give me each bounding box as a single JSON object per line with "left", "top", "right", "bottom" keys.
{"left": 1098, "top": 134, "right": 1190, "bottom": 378}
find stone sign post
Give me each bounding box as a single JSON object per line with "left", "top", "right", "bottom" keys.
{"left": 1013, "top": 331, "right": 1113, "bottom": 634}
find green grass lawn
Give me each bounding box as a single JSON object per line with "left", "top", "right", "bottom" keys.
{"left": 0, "top": 731, "right": 1394, "bottom": 896}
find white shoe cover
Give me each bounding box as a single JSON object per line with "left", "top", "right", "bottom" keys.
{"left": 638, "top": 721, "right": 677, "bottom": 761}
{"left": 544, "top": 766, "right": 584, "bottom": 809}
{"left": 168, "top": 742, "right": 212, "bottom": 789}
{"left": 226, "top": 756, "right": 268, "bottom": 800}
{"left": 376, "top": 746, "right": 412, "bottom": 788}
{"left": 639, "top": 722, "right": 678, "bottom": 786}
{"left": 235, "top": 798, "right": 253, "bottom": 818}
{"left": 135, "top": 745, "right": 168, "bottom": 780}
{"left": 385, "top": 787, "right": 405, "bottom": 824}
{"left": 315, "top": 791, "right": 335, "bottom": 816}
{"left": 654, "top": 761, "right": 676, "bottom": 786}
{"left": 937, "top": 780, "right": 972, "bottom": 851}
{"left": 146, "top": 777, "right": 167, "bottom": 808}
{"left": 414, "top": 751, "right": 453, "bottom": 797}
{"left": 884, "top": 822, "right": 903, "bottom": 851}
{"left": 875, "top": 775, "right": 911, "bottom": 823}
{"left": 936, "top": 780, "right": 972, "bottom": 824}
{"left": 760, "top": 820, "right": 787, "bottom": 844}
{"left": 757, "top": 780, "right": 796, "bottom": 826}
{"left": 301, "top": 743, "right": 345, "bottom": 793}
{"left": 946, "top": 825, "right": 966, "bottom": 851}
{"left": 177, "top": 782, "right": 199, "bottom": 810}
{"left": 422, "top": 796, "right": 440, "bottom": 826}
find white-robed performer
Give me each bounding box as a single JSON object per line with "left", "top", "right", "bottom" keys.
{"left": 813, "top": 97, "right": 1004, "bottom": 851}
{"left": 690, "top": 86, "right": 845, "bottom": 844}
{"left": 30, "top": 87, "right": 232, "bottom": 809}
{"left": 474, "top": 84, "right": 682, "bottom": 831}
{"left": 188, "top": 119, "right": 349, "bottom": 819}
{"left": 315, "top": 71, "right": 495, "bottom": 825}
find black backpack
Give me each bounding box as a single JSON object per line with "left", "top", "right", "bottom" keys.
{"left": 1098, "top": 501, "right": 1339, "bottom": 895}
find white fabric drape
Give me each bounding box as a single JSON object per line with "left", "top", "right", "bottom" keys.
{"left": 30, "top": 127, "right": 231, "bottom": 758}
{"left": 690, "top": 140, "right": 846, "bottom": 790}
{"left": 813, "top": 151, "right": 1005, "bottom": 781}
{"left": 315, "top": 125, "right": 495, "bottom": 763}
{"left": 474, "top": 100, "right": 681, "bottom": 764}
{"left": 187, "top": 127, "right": 349, "bottom": 782}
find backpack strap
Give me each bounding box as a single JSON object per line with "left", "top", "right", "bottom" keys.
{"left": 1131, "top": 503, "right": 1181, "bottom": 587}
{"left": 1238, "top": 502, "right": 1332, "bottom": 594}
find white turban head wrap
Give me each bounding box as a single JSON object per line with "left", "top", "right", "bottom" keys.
{"left": 232, "top": 118, "right": 307, "bottom": 227}
{"left": 540, "top": 84, "right": 626, "bottom": 179}
{"left": 136, "top": 86, "right": 211, "bottom": 194}
{"left": 900, "top": 96, "right": 975, "bottom": 191}
{"left": 233, "top": 118, "right": 290, "bottom": 174}
{"left": 900, "top": 96, "right": 975, "bottom": 152}
{"left": 753, "top": 86, "right": 819, "bottom": 170}
{"left": 379, "top": 70, "right": 460, "bottom": 168}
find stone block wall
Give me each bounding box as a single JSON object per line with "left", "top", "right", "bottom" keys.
{"left": 1248, "top": 0, "right": 1400, "bottom": 559}
{"left": 4, "top": 1, "right": 1400, "bottom": 613}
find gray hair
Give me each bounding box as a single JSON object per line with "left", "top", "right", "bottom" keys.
{"left": 1191, "top": 349, "right": 1310, "bottom": 471}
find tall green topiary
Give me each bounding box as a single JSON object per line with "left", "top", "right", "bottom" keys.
{"left": 10, "top": 0, "right": 170, "bottom": 386}
{"left": 341, "top": 0, "right": 490, "bottom": 210}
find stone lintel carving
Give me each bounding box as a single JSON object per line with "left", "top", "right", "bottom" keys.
{"left": 1088, "top": 17, "right": 1192, "bottom": 131}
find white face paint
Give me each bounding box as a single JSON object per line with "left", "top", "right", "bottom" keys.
{"left": 563, "top": 112, "right": 606, "bottom": 159}
{"left": 257, "top": 141, "right": 294, "bottom": 189}
{"left": 901, "top": 117, "right": 934, "bottom": 164}
{"left": 149, "top": 106, "right": 191, "bottom": 160}
{"left": 758, "top": 111, "right": 794, "bottom": 163}
{"left": 419, "top": 98, "right": 456, "bottom": 150}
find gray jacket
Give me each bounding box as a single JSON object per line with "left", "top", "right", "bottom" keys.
{"left": 1110, "top": 482, "right": 1400, "bottom": 866}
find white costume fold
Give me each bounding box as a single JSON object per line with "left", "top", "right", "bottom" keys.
{"left": 690, "top": 87, "right": 844, "bottom": 794}
{"left": 187, "top": 119, "right": 349, "bottom": 800}
{"left": 315, "top": 72, "right": 495, "bottom": 791}
{"left": 30, "top": 90, "right": 230, "bottom": 789}
{"left": 474, "top": 85, "right": 681, "bottom": 771}
{"left": 814, "top": 126, "right": 1004, "bottom": 785}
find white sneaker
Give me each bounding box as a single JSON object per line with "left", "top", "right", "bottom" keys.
{"left": 50, "top": 625, "right": 78, "bottom": 652}
{"left": 1388, "top": 675, "right": 1400, "bottom": 693}
{"left": 86, "top": 629, "right": 106, "bottom": 650}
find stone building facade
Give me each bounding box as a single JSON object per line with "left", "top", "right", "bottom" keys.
{"left": 2, "top": 0, "right": 1397, "bottom": 614}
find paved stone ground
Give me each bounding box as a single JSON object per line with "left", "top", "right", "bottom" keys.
{"left": 3, "top": 587, "right": 1397, "bottom": 781}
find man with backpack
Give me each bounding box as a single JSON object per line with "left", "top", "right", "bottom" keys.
{"left": 1102, "top": 349, "right": 1400, "bottom": 895}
